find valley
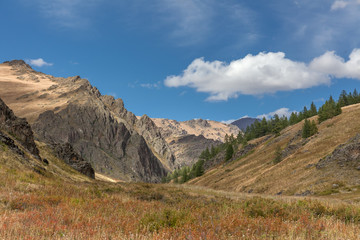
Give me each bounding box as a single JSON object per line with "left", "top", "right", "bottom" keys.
{"left": 1, "top": 60, "right": 360, "bottom": 239}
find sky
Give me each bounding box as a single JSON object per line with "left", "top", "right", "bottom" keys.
{"left": 1, "top": 0, "right": 360, "bottom": 122}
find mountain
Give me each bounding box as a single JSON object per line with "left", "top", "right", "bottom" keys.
{"left": 231, "top": 117, "right": 258, "bottom": 131}
{"left": 152, "top": 118, "right": 240, "bottom": 167}
{"left": 190, "top": 103, "right": 360, "bottom": 198}
{"left": 0, "top": 60, "right": 172, "bottom": 182}
{"left": 0, "top": 96, "right": 95, "bottom": 179}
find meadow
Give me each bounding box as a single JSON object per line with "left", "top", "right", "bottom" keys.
{"left": 1, "top": 166, "right": 360, "bottom": 239}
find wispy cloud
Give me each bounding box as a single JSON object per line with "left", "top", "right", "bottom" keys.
{"left": 331, "top": 1, "right": 350, "bottom": 10}
{"left": 164, "top": 49, "right": 360, "bottom": 101}
{"left": 26, "top": 58, "right": 53, "bottom": 67}
{"left": 31, "top": 0, "right": 100, "bottom": 28}
{"left": 140, "top": 81, "right": 161, "bottom": 89}
{"left": 331, "top": 0, "right": 360, "bottom": 10}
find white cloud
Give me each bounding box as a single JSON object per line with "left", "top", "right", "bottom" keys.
{"left": 165, "top": 49, "right": 360, "bottom": 101}
{"left": 331, "top": 1, "right": 349, "bottom": 10}
{"left": 140, "top": 81, "right": 161, "bottom": 89}
{"left": 310, "top": 49, "right": 360, "bottom": 79}
{"left": 26, "top": 58, "right": 53, "bottom": 67}
{"left": 165, "top": 52, "right": 330, "bottom": 101}
{"left": 257, "top": 108, "right": 297, "bottom": 120}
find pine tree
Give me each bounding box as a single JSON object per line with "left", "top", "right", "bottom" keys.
{"left": 289, "top": 112, "right": 298, "bottom": 125}
{"left": 309, "top": 120, "right": 318, "bottom": 136}
{"left": 310, "top": 102, "right": 317, "bottom": 116}
{"left": 225, "top": 144, "right": 234, "bottom": 161}
{"left": 273, "top": 145, "right": 282, "bottom": 164}
{"left": 302, "top": 119, "right": 311, "bottom": 138}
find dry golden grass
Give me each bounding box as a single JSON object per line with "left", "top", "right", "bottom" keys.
{"left": 1, "top": 120, "right": 360, "bottom": 239}
{"left": 191, "top": 103, "right": 360, "bottom": 198}
{"left": 1, "top": 164, "right": 360, "bottom": 239}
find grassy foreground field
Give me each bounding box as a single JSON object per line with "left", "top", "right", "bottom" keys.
{"left": 1, "top": 165, "right": 360, "bottom": 239}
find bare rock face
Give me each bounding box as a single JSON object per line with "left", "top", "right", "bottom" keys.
{"left": 170, "top": 134, "right": 222, "bottom": 167}
{"left": 101, "top": 95, "right": 175, "bottom": 170}
{"left": 317, "top": 134, "right": 360, "bottom": 170}
{"left": 51, "top": 143, "right": 95, "bottom": 179}
{"left": 33, "top": 103, "right": 167, "bottom": 182}
{"left": 0, "top": 98, "right": 40, "bottom": 158}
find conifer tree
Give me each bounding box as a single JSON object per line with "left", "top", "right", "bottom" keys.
{"left": 225, "top": 144, "right": 234, "bottom": 161}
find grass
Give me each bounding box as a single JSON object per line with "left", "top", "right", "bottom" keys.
{"left": 1, "top": 162, "right": 360, "bottom": 240}
{"left": 191, "top": 103, "right": 360, "bottom": 197}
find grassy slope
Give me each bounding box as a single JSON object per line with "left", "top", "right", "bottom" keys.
{"left": 1, "top": 106, "right": 360, "bottom": 238}
{"left": 190, "top": 104, "right": 360, "bottom": 199}
{"left": 1, "top": 160, "right": 360, "bottom": 239}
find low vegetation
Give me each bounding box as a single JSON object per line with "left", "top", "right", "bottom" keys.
{"left": 1, "top": 162, "right": 360, "bottom": 239}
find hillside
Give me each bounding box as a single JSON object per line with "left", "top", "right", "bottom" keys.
{"left": 0, "top": 60, "right": 171, "bottom": 182}
{"left": 1, "top": 101, "right": 359, "bottom": 239}
{"left": 153, "top": 118, "right": 239, "bottom": 166}
{"left": 190, "top": 103, "right": 360, "bottom": 200}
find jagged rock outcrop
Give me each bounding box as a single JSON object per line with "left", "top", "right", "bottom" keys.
{"left": 33, "top": 103, "right": 167, "bottom": 182}
{"left": 51, "top": 143, "right": 95, "bottom": 179}
{"left": 0, "top": 98, "right": 40, "bottom": 158}
{"left": 100, "top": 95, "right": 175, "bottom": 170}
{"left": 317, "top": 134, "right": 360, "bottom": 170}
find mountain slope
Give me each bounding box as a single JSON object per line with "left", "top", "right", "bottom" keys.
{"left": 152, "top": 118, "right": 239, "bottom": 166}
{"left": 0, "top": 60, "right": 170, "bottom": 182}
{"left": 191, "top": 103, "right": 360, "bottom": 198}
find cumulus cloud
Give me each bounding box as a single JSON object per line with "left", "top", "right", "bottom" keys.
{"left": 310, "top": 49, "right": 360, "bottom": 79}
{"left": 165, "top": 52, "right": 330, "bottom": 101}
{"left": 26, "top": 58, "right": 53, "bottom": 67}
{"left": 257, "top": 108, "right": 297, "bottom": 120}
{"left": 165, "top": 49, "right": 360, "bottom": 101}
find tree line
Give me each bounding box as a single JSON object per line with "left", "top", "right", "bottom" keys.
{"left": 162, "top": 89, "right": 360, "bottom": 183}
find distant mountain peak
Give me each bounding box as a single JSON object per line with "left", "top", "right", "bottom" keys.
{"left": 231, "top": 117, "right": 259, "bottom": 131}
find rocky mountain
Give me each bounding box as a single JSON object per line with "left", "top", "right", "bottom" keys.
{"left": 0, "top": 96, "right": 95, "bottom": 179}
{"left": 0, "top": 60, "right": 171, "bottom": 182}
{"left": 190, "top": 103, "right": 360, "bottom": 197}
{"left": 152, "top": 118, "right": 239, "bottom": 166}
{"left": 231, "top": 117, "right": 258, "bottom": 131}
{"left": 153, "top": 118, "right": 239, "bottom": 142}
{"left": 0, "top": 97, "right": 40, "bottom": 159}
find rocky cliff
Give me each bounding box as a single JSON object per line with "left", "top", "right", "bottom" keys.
{"left": 0, "top": 60, "right": 169, "bottom": 182}
{"left": 0, "top": 97, "right": 40, "bottom": 159}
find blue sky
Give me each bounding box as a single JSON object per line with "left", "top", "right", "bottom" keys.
{"left": 1, "top": 0, "right": 360, "bottom": 122}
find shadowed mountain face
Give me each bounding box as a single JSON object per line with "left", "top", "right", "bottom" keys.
{"left": 231, "top": 117, "right": 258, "bottom": 131}
{"left": 0, "top": 97, "right": 40, "bottom": 159}
{"left": 0, "top": 60, "right": 170, "bottom": 182}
